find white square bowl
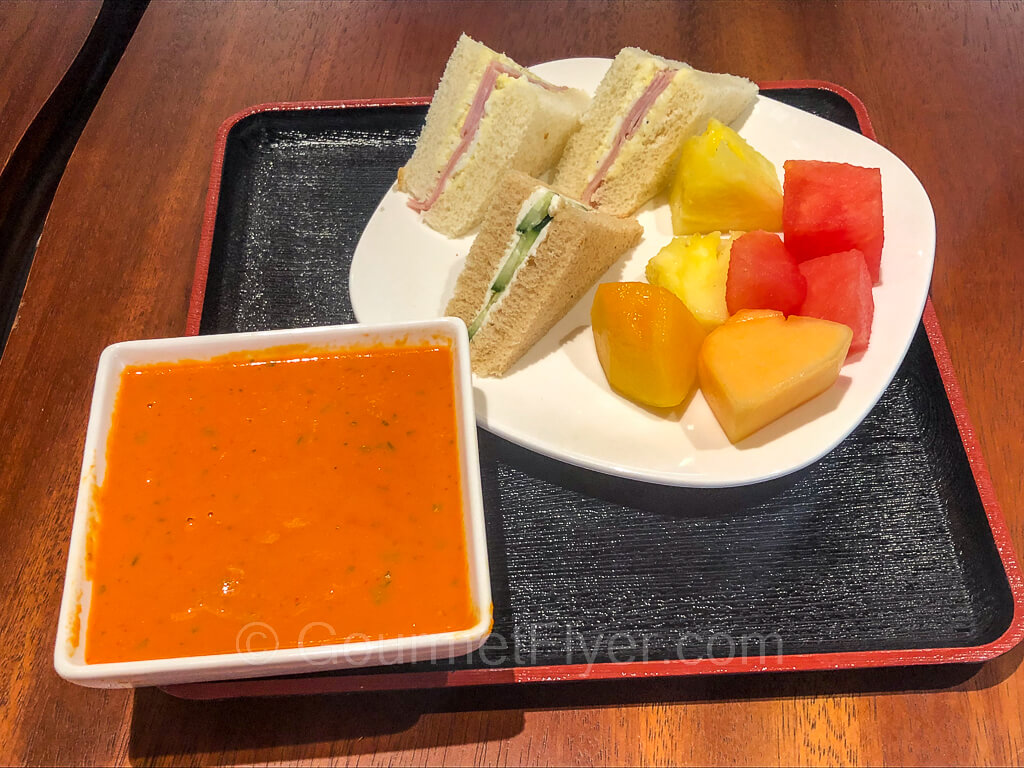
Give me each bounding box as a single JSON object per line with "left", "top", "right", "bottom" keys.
{"left": 54, "top": 319, "right": 492, "bottom": 688}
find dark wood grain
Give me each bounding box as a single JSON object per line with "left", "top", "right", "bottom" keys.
{"left": 0, "top": 0, "right": 103, "bottom": 342}
{"left": 0, "top": 0, "right": 102, "bottom": 174}
{"left": 1, "top": 1, "right": 1023, "bottom": 764}
{"left": 0, "top": 0, "right": 148, "bottom": 348}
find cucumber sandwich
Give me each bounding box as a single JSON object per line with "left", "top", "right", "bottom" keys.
{"left": 445, "top": 170, "right": 643, "bottom": 377}
{"left": 397, "top": 35, "right": 589, "bottom": 238}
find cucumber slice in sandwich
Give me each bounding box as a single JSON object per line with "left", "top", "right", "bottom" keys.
{"left": 493, "top": 213, "right": 551, "bottom": 292}
{"left": 516, "top": 191, "right": 555, "bottom": 233}
{"left": 467, "top": 191, "right": 556, "bottom": 338}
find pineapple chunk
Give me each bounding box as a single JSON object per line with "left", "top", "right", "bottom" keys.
{"left": 670, "top": 119, "right": 783, "bottom": 236}
{"left": 645, "top": 233, "right": 733, "bottom": 330}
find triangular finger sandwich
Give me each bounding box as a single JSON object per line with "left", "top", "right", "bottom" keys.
{"left": 446, "top": 170, "right": 643, "bottom": 376}
{"left": 398, "top": 35, "right": 590, "bottom": 238}
{"left": 553, "top": 48, "right": 757, "bottom": 217}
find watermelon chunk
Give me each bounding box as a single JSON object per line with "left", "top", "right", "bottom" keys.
{"left": 798, "top": 249, "right": 874, "bottom": 355}
{"left": 783, "top": 160, "right": 884, "bottom": 283}
{"left": 726, "top": 231, "right": 807, "bottom": 316}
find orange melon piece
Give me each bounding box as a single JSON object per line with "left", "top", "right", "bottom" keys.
{"left": 698, "top": 313, "right": 852, "bottom": 442}
{"left": 591, "top": 282, "right": 706, "bottom": 408}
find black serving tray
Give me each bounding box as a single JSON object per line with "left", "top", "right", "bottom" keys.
{"left": 170, "top": 86, "right": 1022, "bottom": 697}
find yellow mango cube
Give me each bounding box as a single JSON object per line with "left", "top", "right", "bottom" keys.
{"left": 698, "top": 313, "right": 852, "bottom": 442}
{"left": 645, "top": 233, "right": 733, "bottom": 330}
{"left": 591, "top": 282, "right": 706, "bottom": 408}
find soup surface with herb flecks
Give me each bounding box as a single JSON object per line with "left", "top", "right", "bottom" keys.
{"left": 85, "top": 342, "right": 475, "bottom": 663}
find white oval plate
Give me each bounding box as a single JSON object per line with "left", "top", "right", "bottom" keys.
{"left": 350, "top": 58, "right": 935, "bottom": 487}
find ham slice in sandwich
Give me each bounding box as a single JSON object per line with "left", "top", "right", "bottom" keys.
{"left": 553, "top": 48, "right": 757, "bottom": 218}
{"left": 397, "top": 35, "right": 589, "bottom": 238}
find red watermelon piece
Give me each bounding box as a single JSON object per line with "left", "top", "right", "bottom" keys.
{"left": 726, "top": 231, "right": 807, "bottom": 316}
{"left": 783, "top": 160, "right": 884, "bottom": 283}
{"left": 798, "top": 249, "right": 874, "bottom": 355}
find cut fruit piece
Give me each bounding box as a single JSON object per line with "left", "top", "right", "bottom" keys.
{"left": 727, "top": 309, "right": 783, "bottom": 324}
{"left": 782, "top": 160, "right": 884, "bottom": 283}
{"left": 698, "top": 313, "right": 853, "bottom": 443}
{"left": 725, "top": 230, "right": 806, "bottom": 315}
{"left": 798, "top": 249, "right": 874, "bottom": 355}
{"left": 645, "top": 232, "right": 733, "bottom": 330}
{"left": 591, "top": 282, "right": 706, "bottom": 408}
{"left": 670, "top": 118, "right": 783, "bottom": 235}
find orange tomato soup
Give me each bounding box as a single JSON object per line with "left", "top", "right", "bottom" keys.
{"left": 85, "top": 343, "right": 476, "bottom": 663}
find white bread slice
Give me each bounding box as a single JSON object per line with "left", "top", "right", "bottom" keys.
{"left": 552, "top": 48, "right": 757, "bottom": 217}
{"left": 397, "top": 35, "right": 589, "bottom": 238}
{"left": 446, "top": 170, "right": 643, "bottom": 376}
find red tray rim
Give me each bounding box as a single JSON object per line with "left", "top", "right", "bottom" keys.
{"left": 170, "top": 81, "right": 1024, "bottom": 699}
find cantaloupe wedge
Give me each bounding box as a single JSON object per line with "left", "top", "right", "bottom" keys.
{"left": 698, "top": 312, "right": 852, "bottom": 442}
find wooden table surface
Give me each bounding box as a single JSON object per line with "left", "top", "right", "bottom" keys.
{"left": 0, "top": 0, "right": 102, "bottom": 175}
{"left": 2, "top": 1, "right": 1023, "bottom": 764}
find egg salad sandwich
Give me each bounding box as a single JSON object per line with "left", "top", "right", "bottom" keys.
{"left": 446, "top": 170, "right": 643, "bottom": 377}
{"left": 397, "top": 35, "right": 590, "bottom": 238}
{"left": 552, "top": 48, "right": 757, "bottom": 217}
